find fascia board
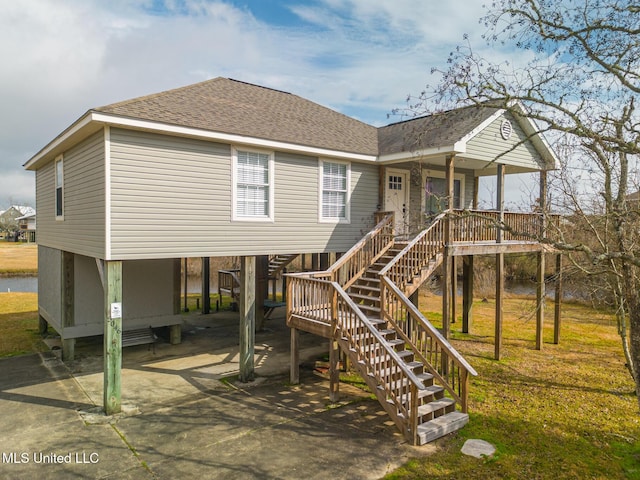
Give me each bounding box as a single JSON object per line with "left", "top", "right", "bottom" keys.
{"left": 23, "top": 112, "right": 94, "bottom": 170}
{"left": 378, "top": 145, "right": 465, "bottom": 164}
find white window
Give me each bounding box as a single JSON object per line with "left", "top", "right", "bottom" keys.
{"left": 320, "top": 160, "right": 350, "bottom": 222}
{"left": 55, "top": 155, "right": 64, "bottom": 219}
{"left": 233, "top": 149, "right": 274, "bottom": 221}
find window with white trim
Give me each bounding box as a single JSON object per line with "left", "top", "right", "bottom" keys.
{"left": 320, "top": 160, "right": 349, "bottom": 221}
{"left": 55, "top": 156, "right": 64, "bottom": 219}
{"left": 233, "top": 149, "right": 273, "bottom": 220}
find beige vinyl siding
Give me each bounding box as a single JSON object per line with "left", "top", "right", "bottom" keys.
{"left": 35, "top": 130, "right": 106, "bottom": 258}
{"left": 37, "top": 245, "right": 62, "bottom": 331}
{"left": 465, "top": 113, "right": 545, "bottom": 170}
{"left": 109, "top": 129, "right": 378, "bottom": 259}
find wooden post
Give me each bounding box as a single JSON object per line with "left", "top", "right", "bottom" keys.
{"left": 554, "top": 254, "right": 563, "bottom": 344}
{"left": 38, "top": 315, "right": 48, "bottom": 335}
{"left": 451, "top": 256, "right": 457, "bottom": 324}
{"left": 239, "top": 256, "right": 256, "bottom": 382}
{"left": 290, "top": 327, "right": 300, "bottom": 384}
{"left": 329, "top": 287, "right": 339, "bottom": 402}
{"left": 495, "top": 253, "right": 504, "bottom": 360}
{"left": 442, "top": 248, "right": 451, "bottom": 339}
{"left": 473, "top": 176, "right": 479, "bottom": 210}
{"left": 173, "top": 259, "right": 181, "bottom": 314}
{"left": 183, "top": 258, "right": 189, "bottom": 312}
{"left": 201, "top": 257, "right": 211, "bottom": 314}
{"left": 329, "top": 338, "right": 340, "bottom": 402}
{"left": 319, "top": 253, "right": 329, "bottom": 271}
{"left": 536, "top": 252, "right": 545, "bottom": 350}
{"left": 462, "top": 255, "right": 473, "bottom": 333}
{"left": 495, "top": 164, "right": 505, "bottom": 360}
{"left": 256, "top": 255, "right": 269, "bottom": 330}
{"left": 378, "top": 165, "right": 386, "bottom": 212}
{"left": 442, "top": 155, "right": 455, "bottom": 339}
{"left": 496, "top": 164, "right": 505, "bottom": 243}
{"left": 61, "top": 251, "right": 75, "bottom": 361}
{"left": 104, "top": 260, "right": 123, "bottom": 415}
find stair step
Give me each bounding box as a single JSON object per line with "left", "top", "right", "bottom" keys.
{"left": 417, "top": 411, "right": 469, "bottom": 444}
{"left": 349, "top": 284, "right": 380, "bottom": 294}
{"left": 417, "top": 398, "right": 456, "bottom": 417}
{"left": 358, "top": 304, "right": 381, "bottom": 314}
{"left": 349, "top": 293, "right": 380, "bottom": 303}
{"left": 398, "top": 385, "right": 444, "bottom": 403}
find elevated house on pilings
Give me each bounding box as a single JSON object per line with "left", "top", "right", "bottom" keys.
{"left": 25, "top": 78, "right": 560, "bottom": 444}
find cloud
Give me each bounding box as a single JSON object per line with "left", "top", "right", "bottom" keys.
{"left": 0, "top": 0, "right": 503, "bottom": 207}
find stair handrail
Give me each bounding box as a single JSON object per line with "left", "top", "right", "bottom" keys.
{"left": 379, "top": 276, "right": 477, "bottom": 412}
{"left": 331, "top": 280, "right": 427, "bottom": 389}
{"left": 378, "top": 212, "right": 446, "bottom": 291}
{"left": 331, "top": 280, "right": 426, "bottom": 441}
{"left": 325, "top": 212, "right": 395, "bottom": 288}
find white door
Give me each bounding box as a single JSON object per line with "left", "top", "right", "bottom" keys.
{"left": 384, "top": 170, "right": 409, "bottom": 236}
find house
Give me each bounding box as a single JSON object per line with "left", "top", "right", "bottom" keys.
{"left": 0, "top": 205, "right": 35, "bottom": 240}
{"left": 24, "top": 77, "right": 561, "bottom": 444}
{"left": 16, "top": 210, "right": 36, "bottom": 242}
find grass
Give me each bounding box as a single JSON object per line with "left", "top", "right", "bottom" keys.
{"left": 0, "top": 242, "right": 37, "bottom": 275}
{"left": 0, "top": 292, "right": 47, "bottom": 357}
{"left": 386, "top": 292, "right": 639, "bottom": 480}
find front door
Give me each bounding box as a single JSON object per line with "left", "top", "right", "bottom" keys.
{"left": 384, "top": 170, "right": 409, "bottom": 236}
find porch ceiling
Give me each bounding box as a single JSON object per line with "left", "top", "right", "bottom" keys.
{"left": 380, "top": 153, "right": 546, "bottom": 176}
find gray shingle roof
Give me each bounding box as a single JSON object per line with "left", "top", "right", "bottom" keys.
{"left": 95, "top": 77, "right": 379, "bottom": 156}
{"left": 378, "top": 105, "right": 500, "bottom": 156}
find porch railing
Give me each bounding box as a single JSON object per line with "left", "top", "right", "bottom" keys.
{"left": 450, "top": 209, "right": 560, "bottom": 243}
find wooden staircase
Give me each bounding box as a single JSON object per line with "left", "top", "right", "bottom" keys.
{"left": 286, "top": 212, "right": 477, "bottom": 445}
{"left": 219, "top": 254, "right": 299, "bottom": 301}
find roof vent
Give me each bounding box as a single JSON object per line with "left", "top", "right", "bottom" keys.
{"left": 500, "top": 120, "right": 513, "bottom": 140}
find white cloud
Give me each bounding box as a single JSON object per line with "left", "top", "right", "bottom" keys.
{"left": 0, "top": 0, "right": 507, "bottom": 206}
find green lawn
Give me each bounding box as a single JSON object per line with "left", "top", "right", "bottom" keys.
{"left": 0, "top": 292, "right": 46, "bottom": 357}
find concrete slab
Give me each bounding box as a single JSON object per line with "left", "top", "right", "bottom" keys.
{"left": 0, "top": 311, "right": 433, "bottom": 479}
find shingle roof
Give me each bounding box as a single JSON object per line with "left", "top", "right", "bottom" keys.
{"left": 378, "top": 105, "right": 500, "bottom": 156}
{"left": 95, "top": 77, "right": 379, "bottom": 156}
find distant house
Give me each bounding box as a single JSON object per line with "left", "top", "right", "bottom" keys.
{"left": 16, "top": 210, "right": 36, "bottom": 242}
{"left": 24, "top": 78, "right": 559, "bottom": 440}
{"left": 0, "top": 205, "right": 35, "bottom": 240}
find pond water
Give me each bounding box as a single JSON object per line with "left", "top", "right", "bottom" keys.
{"left": 0, "top": 276, "right": 38, "bottom": 293}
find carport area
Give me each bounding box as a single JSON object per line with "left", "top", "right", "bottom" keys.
{"left": 0, "top": 310, "right": 428, "bottom": 479}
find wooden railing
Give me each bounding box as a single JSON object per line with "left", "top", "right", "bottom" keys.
{"left": 333, "top": 282, "right": 426, "bottom": 442}
{"left": 378, "top": 213, "right": 446, "bottom": 292}
{"left": 287, "top": 273, "right": 427, "bottom": 442}
{"left": 218, "top": 269, "right": 240, "bottom": 298}
{"left": 450, "top": 209, "right": 560, "bottom": 243}
{"left": 325, "top": 212, "right": 395, "bottom": 289}
{"left": 286, "top": 273, "right": 332, "bottom": 326}
{"left": 379, "top": 277, "right": 478, "bottom": 412}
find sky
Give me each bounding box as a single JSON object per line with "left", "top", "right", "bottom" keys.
{"left": 0, "top": 0, "right": 533, "bottom": 209}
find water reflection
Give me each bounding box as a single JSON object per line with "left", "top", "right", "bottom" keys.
{"left": 0, "top": 276, "right": 38, "bottom": 293}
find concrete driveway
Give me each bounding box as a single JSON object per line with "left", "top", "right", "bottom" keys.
{"left": 0, "top": 311, "right": 430, "bottom": 479}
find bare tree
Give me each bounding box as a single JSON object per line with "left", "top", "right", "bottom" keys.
{"left": 411, "top": 0, "right": 640, "bottom": 405}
